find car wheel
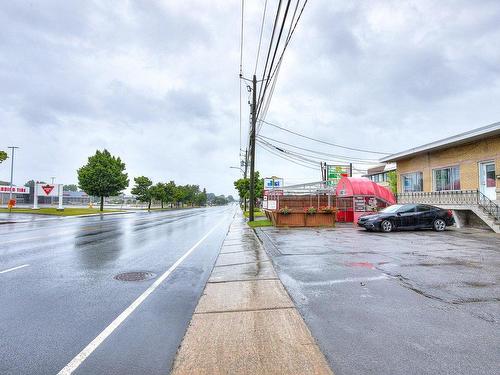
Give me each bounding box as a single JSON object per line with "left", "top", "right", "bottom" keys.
{"left": 433, "top": 219, "right": 446, "bottom": 231}
{"left": 380, "top": 220, "right": 393, "bottom": 233}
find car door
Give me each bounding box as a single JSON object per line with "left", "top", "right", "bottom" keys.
{"left": 415, "top": 205, "right": 433, "bottom": 228}
{"left": 396, "top": 204, "right": 417, "bottom": 228}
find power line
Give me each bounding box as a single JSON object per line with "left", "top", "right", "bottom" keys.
{"left": 239, "top": 0, "right": 245, "bottom": 162}
{"left": 257, "top": 141, "right": 319, "bottom": 170}
{"left": 257, "top": 0, "right": 307, "bottom": 125}
{"left": 258, "top": 138, "right": 321, "bottom": 166}
{"left": 260, "top": 119, "right": 390, "bottom": 155}
{"left": 257, "top": 0, "right": 292, "bottom": 112}
{"left": 257, "top": 134, "right": 380, "bottom": 164}
{"left": 254, "top": 0, "right": 268, "bottom": 75}
{"left": 256, "top": 0, "right": 282, "bottom": 109}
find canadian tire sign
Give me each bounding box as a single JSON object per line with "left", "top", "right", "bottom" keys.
{"left": 36, "top": 183, "right": 60, "bottom": 197}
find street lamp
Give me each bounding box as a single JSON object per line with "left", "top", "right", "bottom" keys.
{"left": 229, "top": 166, "right": 244, "bottom": 173}
{"left": 8, "top": 146, "right": 19, "bottom": 202}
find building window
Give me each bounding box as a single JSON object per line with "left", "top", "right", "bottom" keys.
{"left": 401, "top": 172, "right": 423, "bottom": 192}
{"left": 433, "top": 166, "right": 460, "bottom": 191}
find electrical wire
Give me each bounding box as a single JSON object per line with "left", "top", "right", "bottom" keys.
{"left": 257, "top": 134, "right": 380, "bottom": 163}
{"left": 256, "top": 0, "right": 282, "bottom": 107}
{"left": 257, "top": 141, "right": 319, "bottom": 170}
{"left": 254, "top": 0, "right": 268, "bottom": 75}
{"left": 257, "top": 0, "right": 292, "bottom": 112}
{"left": 256, "top": 0, "right": 307, "bottom": 126}
{"left": 259, "top": 119, "right": 390, "bottom": 155}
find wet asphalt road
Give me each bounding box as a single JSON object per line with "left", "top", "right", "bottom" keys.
{"left": 258, "top": 226, "right": 500, "bottom": 375}
{"left": 0, "top": 206, "right": 235, "bottom": 375}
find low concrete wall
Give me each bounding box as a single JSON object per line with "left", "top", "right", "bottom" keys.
{"left": 453, "top": 209, "right": 492, "bottom": 231}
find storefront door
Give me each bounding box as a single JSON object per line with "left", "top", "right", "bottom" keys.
{"left": 479, "top": 161, "right": 496, "bottom": 200}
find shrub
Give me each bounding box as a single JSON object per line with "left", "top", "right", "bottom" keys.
{"left": 304, "top": 206, "right": 317, "bottom": 215}
{"left": 279, "top": 206, "right": 291, "bottom": 215}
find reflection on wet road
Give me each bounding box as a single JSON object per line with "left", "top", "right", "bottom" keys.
{"left": 258, "top": 226, "right": 500, "bottom": 375}
{"left": 0, "top": 206, "right": 234, "bottom": 375}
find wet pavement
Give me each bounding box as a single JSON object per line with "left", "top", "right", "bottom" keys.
{"left": 0, "top": 206, "right": 235, "bottom": 375}
{"left": 171, "top": 214, "right": 333, "bottom": 375}
{"left": 257, "top": 226, "right": 500, "bottom": 375}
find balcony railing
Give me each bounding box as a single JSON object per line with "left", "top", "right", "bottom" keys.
{"left": 397, "top": 190, "right": 499, "bottom": 221}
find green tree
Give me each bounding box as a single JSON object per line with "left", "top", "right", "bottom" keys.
{"left": 195, "top": 187, "right": 208, "bottom": 206}
{"left": 387, "top": 171, "right": 397, "bottom": 194}
{"left": 151, "top": 182, "right": 167, "bottom": 209}
{"left": 131, "top": 176, "right": 153, "bottom": 210}
{"left": 233, "top": 171, "right": 263, "bottom": 208}
{"left": 213, "top": 195, "right": 228, "bottom": 205}
{"left": 163, "top": 181, "right": 177, "bottom": 207}
{"left": 0, "top": 150, "right": 7, "bottom": 164}
{"left": 63, "top": 184, "right": 78, "bottom": 192}
{"left": 77, "top": 149, "right": 129, "bottom": 211}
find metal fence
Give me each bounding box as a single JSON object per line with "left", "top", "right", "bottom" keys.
{"left": 397, "top": 190, "right": 499, "bottom": 221}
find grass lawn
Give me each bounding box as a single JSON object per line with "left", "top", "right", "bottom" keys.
{"left": 247, "top": 219, "right": 273, "bottom": 228}
{"left": 0, "top": 207, "right": 123, "bottom": 216}
{"left": 243, "top": 210, "right": 266, "bottom": 218}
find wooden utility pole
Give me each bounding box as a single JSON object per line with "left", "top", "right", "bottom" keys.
{"left": 249, "top": 75, "right": 257, "bottom": 222}
{"left": 244, "top": 148, "right": 248, "bottom": 213}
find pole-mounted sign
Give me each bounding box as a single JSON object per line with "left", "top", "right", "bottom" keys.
{"left": 33, "top": 183, "right": 64, "bottom": 210}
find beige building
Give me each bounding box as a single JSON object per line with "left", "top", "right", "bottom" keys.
{"left": 381, "top": 122, "right": 500, "bottom": 200}
{"left": 380, "top": 122, "right": 500, "bottom": 232}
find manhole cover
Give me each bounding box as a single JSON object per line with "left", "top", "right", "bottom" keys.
{"left": 114, "top": 271, "right": 156, "bottom": 282}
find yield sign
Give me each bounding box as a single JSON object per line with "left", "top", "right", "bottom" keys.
{"left": 42, "top": 185, "right": 55, "bottom": 196}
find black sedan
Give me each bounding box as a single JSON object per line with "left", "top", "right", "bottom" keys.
{"left": 357, "top": 204, "right": 455, "bottom": 232}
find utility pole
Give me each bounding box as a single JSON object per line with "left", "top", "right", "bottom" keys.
{"left": 349, "top": 163, "right": 353, "bottom": 177}
{"left": 244, "top": 148, "right": 248, "bottom": 213}
{"left": 8, "top": 146, "right": 19, "bottom": 201}
{"left": 249, "top": 75, "right": 257, "bottom": 222}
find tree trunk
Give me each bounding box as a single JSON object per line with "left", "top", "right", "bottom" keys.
{"left": 100, "top": 196, "right": 104, "bottom": 212}
{"left": 148, "top": 200, "right": 151, "bottom": 211}
{"left": 161, "top": 201, "right": 164, "bottom": 209}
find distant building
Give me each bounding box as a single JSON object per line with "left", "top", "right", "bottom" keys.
{"left": 364, "top": 163, "right": 396, "bottom": 189}
{"left": 63, "top": 190, "right": 90, "bottom": 205}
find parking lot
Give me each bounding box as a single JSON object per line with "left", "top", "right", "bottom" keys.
{"left": 257, "top": 226, "right": 500, "bottom": 375}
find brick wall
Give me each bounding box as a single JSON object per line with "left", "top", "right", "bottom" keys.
{"left": 396, "top": 135, "right": 500, "bottom": 198}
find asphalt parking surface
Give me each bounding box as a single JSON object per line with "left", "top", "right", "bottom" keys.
{"left": 257, "top": 226, "right": 500, "bottom": 375}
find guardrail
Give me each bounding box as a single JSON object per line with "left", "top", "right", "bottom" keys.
{"left": 397, "top": 190, "right": 499, "bottom": 221}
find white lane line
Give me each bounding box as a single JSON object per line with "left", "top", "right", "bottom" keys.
{"left": 0, "top": 264, "right": 30, "bottom": 274}
{"left": 57, "top": 218, "right": 226, "bottom": 375}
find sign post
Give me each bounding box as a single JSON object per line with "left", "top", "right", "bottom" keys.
{"left": 58, "top": 184, "right": 63, "bottom": 211}
{"left": 33, "top": 183, "right": 64, "bottom": 210}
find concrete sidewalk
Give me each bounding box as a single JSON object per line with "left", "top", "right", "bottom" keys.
{"left": 171, "top": 213, "right": 333, "bottom": 375}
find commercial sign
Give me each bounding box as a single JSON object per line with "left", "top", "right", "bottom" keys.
{"left": 267, "top": 200, "right": 277, "bottom": 210}
{"left": 327, "top": 165, "right": 349, "bottom": 186}
{"left": 354, "top": 196, "right": 365, "bottom": 211}
{"left": 36, "top": 184, "right": 61, "bottom": 197}
{"left": 0, "top": 186, "right": 30, "bottom": 194}
{"left": 264, "top": 177, "right": 284, "bottom": 190}
{"left": 33, "top": 183, "right": 64, "bottom": 210}
{"left": 263, "top": 189, "right": 284, "bottom": 196}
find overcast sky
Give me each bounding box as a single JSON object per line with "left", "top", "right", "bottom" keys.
{"left": 1, "top": 1, "right": 499, "bottom": 195}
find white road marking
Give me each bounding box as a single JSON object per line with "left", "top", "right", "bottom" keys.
{"left": 0, "top": 264, "right": 30, "bottom": 274}
{"left": 57, "top": 219, "right": 226, "bottom": 375}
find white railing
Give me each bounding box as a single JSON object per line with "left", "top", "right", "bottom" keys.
{"left": 397, "top": 190, "right": 499, "bottom": 221}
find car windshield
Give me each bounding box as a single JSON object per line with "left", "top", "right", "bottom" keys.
{"left": 379, "top": 205, "right": 403, "bottom": 213}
